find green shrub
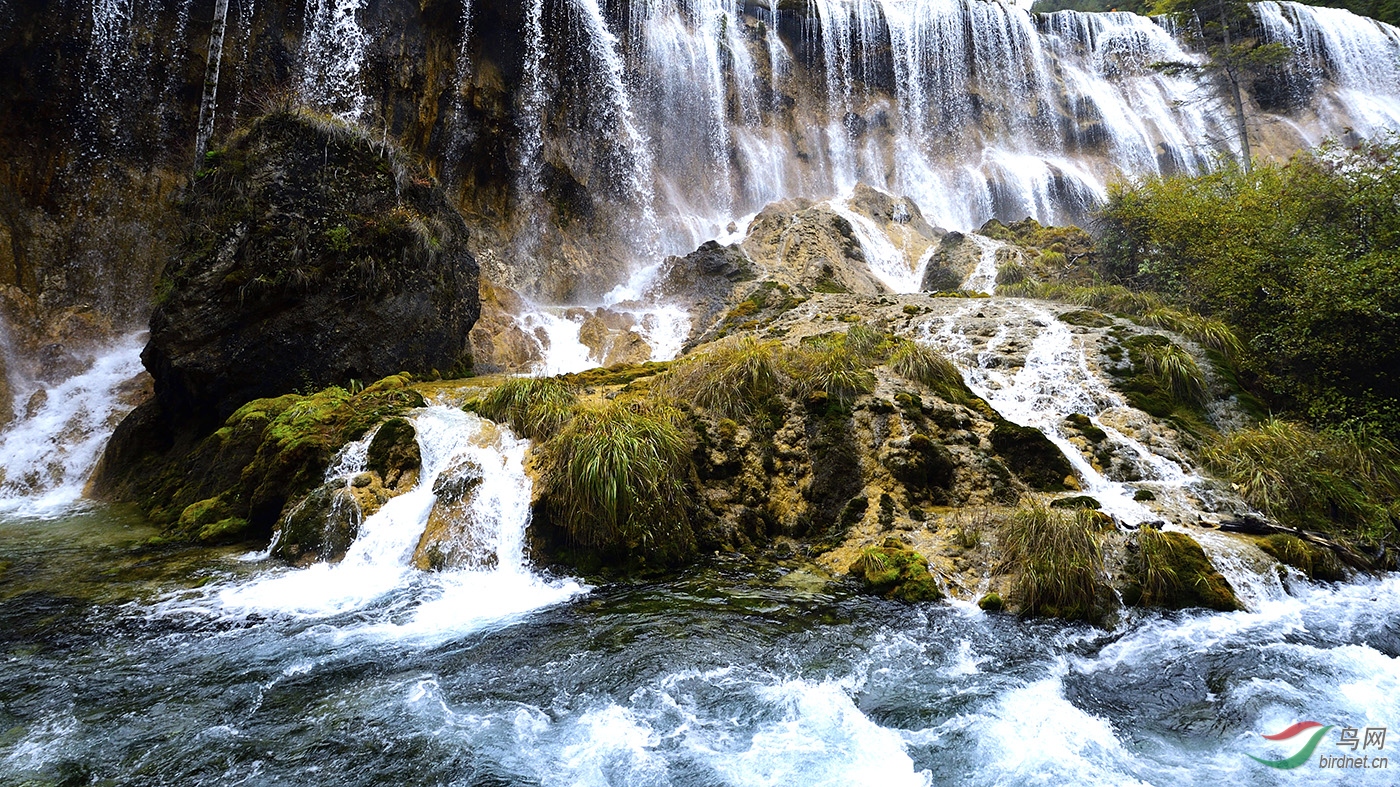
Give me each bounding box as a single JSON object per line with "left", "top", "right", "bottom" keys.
{"left": 473, "top": 377, "right": 578, "bottom": 439}
{"left": 1000, "top": 503, "right": 1109, "bottom": 620}
{"left": 1204, "top": 418, "right": 1400, "bottom": 539}
{"left": 1097, "top": 139, "right": 1400, "bottom": 436}
{"left": 535, "top": 399, "right": 694, "bottom": 562}
{"left": 848, "top": 538, "right": 943, "bottom": 602}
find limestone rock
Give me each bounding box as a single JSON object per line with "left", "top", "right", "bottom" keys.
{"left": 919, "top": 231, "right": 983, "bottom": 291}
{"left": 413, "top": 458, "right": 488, "bottom": 571}
{"left": 740, "top": 198, "right": 890, "bottom": 295}
{"left": 468, "top": 278, "right": 543, "bottom": 373}
{"left": 143, "top": 110, "right": 479, "bottom": 429}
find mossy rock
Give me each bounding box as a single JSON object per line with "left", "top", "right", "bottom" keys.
{"left": 366, "top": 417, "right": 421, "bottom": 486}
{"left": 884, "top": 433, "right": 955, "bottom": 495}
{"left": 1059, "top": 309, "right": 1112, "bottom": 328}
{"left": 1123, "top": 529, "right": 1241, "bottom": 611}
{"left": 557, "top": 361, "right": 673, "bottom": 388}
{"left": 273, "top": 482, "right": 362, "bottom": 564}
{"left": 1133, "top": 489, "right": 1156, "bottom": 501}
{"left": 174, "top": 495, "right": 252, "bottom": 544}
{"left": 978, "top": 592, "right": 1004, "bottom": 611}
{"left": 99, "top": 376, "right": 424, "bottom": 546}
{"left": 1256, "top": 533, "right": 1347, "bottom": 582}
{"left": 1050, "top": 495, "right": 1101, "bottom": 510}
{"left": 1063, "top": 413, "right": 1108, "bottom": 442}
{"left": 848, "top": 538, "right": 943, "bottom": 602}
{"left": 989, "top": 420, "right": 1073, "bottom": 491}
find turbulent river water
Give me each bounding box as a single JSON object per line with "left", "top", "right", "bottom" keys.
{"left": 1, "top": 333, "right": 1398, "bottom": 785}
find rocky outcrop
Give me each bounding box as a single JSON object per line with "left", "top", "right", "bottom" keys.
{"left": 143, "top": 110, "right": 478, "bottom": 429}
{"left": 740, "top": 199, "right": 892, "bottom": 295}
{"left": 91, "top": 373, "right": 425, "bottom": 544}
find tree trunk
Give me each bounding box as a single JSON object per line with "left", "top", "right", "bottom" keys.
{"left": 194, "top": 0, "right": 231, "bottom": 167}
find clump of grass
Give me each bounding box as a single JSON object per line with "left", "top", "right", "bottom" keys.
{"left": 535, "top": 399, "right": 694, "bottom": 560}
{"left": 474, "top": 377, "right": 577, "bottom": 439}
{"left": 996, "top": 258, "right": 1028, "bottom": 285}
{"left": 844, "top": 323, "right": 894, "bottom": 363}
{"left": 797, "top": 344, "right": 876, "bottom": 401}
{"left": 1139, "top": 308, "right": 1243, "bottom": 359}
{"left": 888, "top": 339, "right": 962, "bottom": 393}
{"left": 654, "top": 336, "right": 786, "bottom": 419}
{"left": 1135, "top": 525, "right": 1180, "bottom": 607}
{"left": 999, "top": 503, "right": 1108, "bottom": 620}
{"left": 1140, "top": 342, "right": 1208, "bottom": 407}
{"left": 1204, "top": 418, "right": 1400, "bottom": 539}
{"left": 950, "top": 506, "right": 993, "bottom": 549}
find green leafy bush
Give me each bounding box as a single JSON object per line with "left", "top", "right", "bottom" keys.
{"left": 1097, "top": 139, "right": 1400, "bottom": 436}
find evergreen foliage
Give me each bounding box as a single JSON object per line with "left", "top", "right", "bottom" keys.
{"left": 1097, "top": 139, "right": 1400, "bottom": 436}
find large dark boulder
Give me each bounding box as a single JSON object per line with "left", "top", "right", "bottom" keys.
{"left": 144, "top": 109, "right": 479, "bottom": 430}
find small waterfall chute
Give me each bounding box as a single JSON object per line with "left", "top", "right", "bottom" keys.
{"left": 0, "top": 333, "right": 147, "bottom": 517}
{"left": 209, "top": 406, "right": 585, "bottom": 635}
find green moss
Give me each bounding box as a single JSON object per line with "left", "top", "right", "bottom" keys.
{"left": 129, "top": 375, "right": 425, "bottom": 545}
{"left": 989, "top": 420, "right": 1073, "bottom": 491}
{"left": 1133, "top": 489, "right": 1156, "bottom": 501}
{"left": 1256, "top": 533, "right": 1347, "bottom": 582}
{"left": 1064, "top": 413, "right": 1108, "bottom": 442}
{"left": 1059, "top": 309, "right": 1112, "bottom": 327}
{"left": 1124, "top": 528, "right": 1240, "bottom": 611}
{"left": 848, "top": 538, "right": 943, "bottom": 602}
{"left": 978, "top": 592, "right": 1004, "bottom": 611}
{"left": 1050, "top": 495, "right": 1101, "bottom": 510}
{"left": 558, "top": 361, "right": 672, "bottom": 388}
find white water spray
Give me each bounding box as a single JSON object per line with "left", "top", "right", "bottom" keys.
{"left": 211, "top": 407, "right": 584, "bottom": 632}
{"left": 0, "top": 333, "right": 146, "bottom": 517}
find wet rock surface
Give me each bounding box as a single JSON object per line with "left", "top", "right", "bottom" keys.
{"left": 143, "top": 111, "right": 479, "bottom": 429}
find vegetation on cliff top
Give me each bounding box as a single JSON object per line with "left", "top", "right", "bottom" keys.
{"left": 1097, "top": 138, "right": 1400, "bottom": 438}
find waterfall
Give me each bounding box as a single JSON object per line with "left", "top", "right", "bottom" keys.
{"left": 0, "top": 334, "right": 147, "bottom": 517}
{"left": 921, "top": 299, "right": 1285, "bottom": 603}
{"left": 444, "top": 0, "right": 475, "bottom": 176}
{"left": 475, "top": 0, "right": 1400, "bottom": 279}
{"left": 299, "top": 0, "right": 369, "bottom": 119}
{"left": 960, "top": 234, "right": 1003, "bottom": 295}
{"left": 1255, "top": 1, "right": 1400, "bottom": 133}
{"left": 211, "top": 407, "right": 585, "bottom": 631}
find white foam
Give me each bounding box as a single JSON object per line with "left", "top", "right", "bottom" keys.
{"left": 208, "top": 407, "right": 585, "bottom": 631}
{"left": 0, "top": 332, "right": 146, "bottom": 516}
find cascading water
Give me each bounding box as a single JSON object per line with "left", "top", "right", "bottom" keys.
{"left": 961, "top": 234, "right": 1004, "bottom": 295}
{"left": 299, "top": 0, "right": 369, "bottom": 119}
{"left": 208, "top": 406, "right": 585, "bottom": 630}
{"left": 0, "top": 333, "right": 146, "bottom": 516}
{"left": 921, "top": 297, "right": 1295, "bottom": 609}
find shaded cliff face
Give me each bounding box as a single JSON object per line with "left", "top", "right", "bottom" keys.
{"left": 145, "top": 109, "right": 479, "bottom": 429}
{"left": 1, "top": 0, "right": 1399, "bottom": 325}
